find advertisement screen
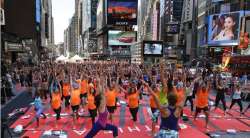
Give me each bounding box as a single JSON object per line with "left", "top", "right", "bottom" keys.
{"left": 36, "top": 0, "right": 41, "bottom": 23}
{"left": 108, "top": 30, "right": 136, "bottom": 46}
{"left": 166, "top": 24, "right": 179, "bottom": 34}
{"left": 212, "top": 0, "right": 224, "bottom": 2}
{"left": 143, "top": 41, "right": 163, "bottom": 55}
{"left": 107, "top": 0, "right": 137, "bottom": 25}
{"left": 208, "top": 11, "right": 242, "bottom": 46}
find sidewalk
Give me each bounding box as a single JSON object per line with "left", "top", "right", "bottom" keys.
{"left": 2, "top": 83, "right": 29, "bottom": 107}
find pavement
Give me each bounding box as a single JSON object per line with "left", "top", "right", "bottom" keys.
{"left": 1, "top": 84, "right": 250, "bottom": 138}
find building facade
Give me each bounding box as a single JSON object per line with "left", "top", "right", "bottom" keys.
{"left": 1, "top": 0, "right": 54, "bottom": 64}
{"left": 81, "top": 0, "right": 98, "bottom": 58}
{"left": 194, "top": 0, "right": 250, "bottom": 64}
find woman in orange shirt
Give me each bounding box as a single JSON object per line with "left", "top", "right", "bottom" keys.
{"left": 194, "top": 79, "right": 210, "bottom": 128}
{"left": 149, "top": 84, "right": 160, "bottom": 135}
{"left": 106, "top": 76, "right": 119, "bottom": 123}
{"left": 50, "top": 78, "right": 62, "bottom": 127}
{"left": 87, "top": 82, "right": 97, "bottom": 126}
{"left": 126, "top": 80, "right": 140, "bottom": 124}
{"left": 80, "top": 75, "right": 88, "bottom": 107}
{"left": 175, "top": 85, "right": 185, "bottom": 107}
{"left": 62, "top": 79, "right": 70, "bottom": 109}
{"left": 70, "top": 74, "right": 82, "bottom": 126}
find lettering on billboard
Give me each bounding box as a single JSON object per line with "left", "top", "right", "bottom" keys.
{"left": 107, "top": 0, "right": 138, "bottom": 25}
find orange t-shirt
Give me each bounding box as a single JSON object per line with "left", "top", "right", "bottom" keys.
{"left": 175, "top": 88, "right": 185, "bottom": 106}
{"left": 51, "top": 92, "right": 61, "bottom": 109}
{"left": 150, "top": 91, "right": 160, "bottom": 108}
{"left": 128, "top": 91, "right": 139, "bottom": 108}
{"left": 106, "top": 89, "right": 117, "bottom": 107}
{"left": 70, "top": 89, "right": 81, "bottom": 106}
{"left": 62, "top": 83, "right": 70, "bottom": 97}
{"left": 81, "top": 80, "right": 88, "bottom": 94}
{"left": 87, "top": 93, "right": 96, "bottom": 110}
{"left": 196, "top": 89, "right": 209, "bottom": 108}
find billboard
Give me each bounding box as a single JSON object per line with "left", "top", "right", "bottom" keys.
{"left": 166, "top": 23, "right": 180, "bottom": 34}
{"left": 36, "top": 0, "right": 41, "bottom": 23}
{"left": 164, "top": 46, "right": 177, "bottom": 58}
{"left": 143, "top": 41, "right": 163, "bottom": 56}
{"left": 107, "top": 0, "right": 137, "bottom": 25}
{"left": 208, "top": 11, "right": 243, "bottom": 46}
{"left": 108, "top": 30, "right": 136, "bottom": 46}
{"left": 5, "top": 0, "right": 36, "bottom": 38}
{"left": 212, "top": 0, "right": 224, "bottom": 2}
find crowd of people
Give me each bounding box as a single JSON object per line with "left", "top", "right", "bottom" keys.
{"left": 2, "top": 59, "right": 250, "bottom": 137}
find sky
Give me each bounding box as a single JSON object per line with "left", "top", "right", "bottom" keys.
{"left": 52, "top": 0, "right": 75, "bottom": 44}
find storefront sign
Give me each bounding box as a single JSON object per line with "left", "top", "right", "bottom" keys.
{"left": 5, "top": 42, "right": 23, "bottom": 52}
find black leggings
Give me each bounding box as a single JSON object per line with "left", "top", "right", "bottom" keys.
{"left": 129, "top": 107, "right": 139, "bottom": 122}
{"left": 63, "top": 96, "right": 70, "bottom": 107}
{"left": 230, "top": 99, "right": 243, "bottom": 112}
{"left": 215, "top": 94, "right": 227, "bottom": 111}
{"left": 89, "top": 109, "right": 97, "bottom": 125}
{"left": 53, "top": 107, "right": 61, "bottom": 120}
{"left": 184, "top": 96, "right": 194, "bottom": 111}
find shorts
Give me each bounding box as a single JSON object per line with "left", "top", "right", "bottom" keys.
{"left": 80, "top": 93, "right": 87, "bottom": 98}
{"left": 195, "top": 106, "right": 209, "bottom": 113}
{"left": 71, "top": 105, "right": 79, "bottom": 113}
{"left": 89, "top": 109, "right": 97, "bottom": 118}
{"left": 107, "top": 106, "right": 116, "bottom": 114}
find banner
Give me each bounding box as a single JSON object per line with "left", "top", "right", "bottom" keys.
{"left": 107, "top": 0, "right": 138, "bottom": 25}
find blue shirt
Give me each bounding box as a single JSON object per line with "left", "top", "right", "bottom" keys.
{"left": 34, "top": 97, "right": 43, "bottom": 109}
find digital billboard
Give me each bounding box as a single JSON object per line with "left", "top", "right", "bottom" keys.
{"left": 143, "top": 41, "right": 163, "bottom": 56}
{"left": 208, "top": 11, "right": 242, "bottom": 46}
{"left": 36, "top": 0, "right": 41, "bottom": 23}
{"left": 212, "top": 0, "right": 224, "bottom": 2}
{"left": 108, "top": 30, "right": 136, "bottom": 46}
{"left": 107, "top": 0, "right": 137, "bottom": 25}
{"left": 166, "top": 23, "right": 180, "bottom": 34}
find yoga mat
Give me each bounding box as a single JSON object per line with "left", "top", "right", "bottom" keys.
{"left": 21, "top": 130, "right": 43, "bottom": 138}
{"left": 239, "top": 119, "right": 250, "bottom": 127}
{"left": 10, "top": 107, "right": 35, "bottom": 128}
{"left": 179, "top": 124, "right": 210, "bottom": 138}
{"left": 43, "top": 116, "right": 69, "bottom": 130}
{"left": 210, "top": 118, "right": 250, "bottom": 132}
{"left": 191, "top": 118, "right": 217, "bottom": 133}
{"left": 25, "top": 117, "right": 47, "bottom": 130}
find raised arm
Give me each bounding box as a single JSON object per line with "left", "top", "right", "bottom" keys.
{"left": 98, "top": 74, "right": 106, "bottom": 113}
{"left": 160, "top": 60, "right": 168, "bottom": 93}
